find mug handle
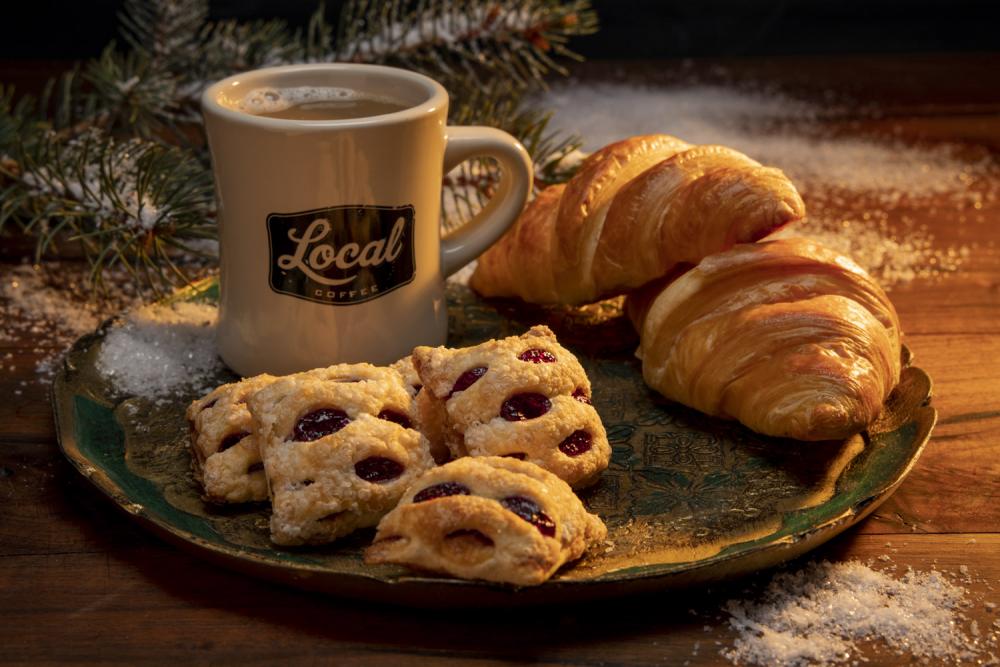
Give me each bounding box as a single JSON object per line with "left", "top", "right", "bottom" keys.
{"left": 440, "top": 126, "right": 533, "bottom": 277}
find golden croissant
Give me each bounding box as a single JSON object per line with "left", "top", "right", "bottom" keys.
{"left": 470, "top": 134, "right": 806, "bottom": 304}
{"left": 628, "top": 238, "right": 902, "bottom": 441}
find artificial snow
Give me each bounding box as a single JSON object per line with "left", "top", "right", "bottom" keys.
{"left": 1, "top": 267, "right": 100, "bottom": 335}
{"left": 722, "top": 560, "right": 988, "bottom": 666}
{"left": 95, "top": 300, "right": 222, "bottom": 403}
{"left": 0, "top": 263, "right": 137, "bottom": 379}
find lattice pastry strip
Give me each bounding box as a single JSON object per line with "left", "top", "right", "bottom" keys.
{"left": 248, "top": 363, "right": 434, "bottom": 546}
{"left": 186, "top": 373, "right": 278, "bottom": 504}
{"left": 365, "top": 456, "right": 607, "bottom": 586}
{"left": 412, "top": 325, "right": 611, "bottom": 488}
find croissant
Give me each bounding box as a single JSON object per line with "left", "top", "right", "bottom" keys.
{"left": 470, "top": 134, "right": 805, "bottom": 305}
{"left": 628, "top": 238, "right": 902, "bottom": 441}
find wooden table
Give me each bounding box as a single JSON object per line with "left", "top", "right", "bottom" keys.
{"left": 2, "top": 53, "right": 998, "bottom": 665}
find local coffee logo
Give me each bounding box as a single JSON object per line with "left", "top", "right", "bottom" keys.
{"left": 266, "top": 205, "right": 415, "bottom": 305}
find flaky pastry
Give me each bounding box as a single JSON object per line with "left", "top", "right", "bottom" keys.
{"left": 412, "top": 326, "right": 611, "bottom": 488}
{"left": 186, "top": 373, "right": 278, "bottom": 504}
{"left": 629, "top": 238, "right": 902, "bottom": 441}
{"left": 365, "top": 456, "right": 607, "bottom": 586}
{"left": 247, "top": 363, "right": 434, "bottom": 546}
{"left": 471, "top": 134, "right": 805, "bottom": 304}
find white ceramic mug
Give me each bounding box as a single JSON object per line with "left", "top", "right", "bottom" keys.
{"left": 202, "top": 64, "right": 532, "bottom": 376}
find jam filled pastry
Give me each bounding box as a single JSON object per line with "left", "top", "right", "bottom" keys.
{"left": 247, "top": 363, "right": 434, "bottom": 546}
{"left": 187, "top": 373, "right": 278, "bottom": 504}
{"left": 391, "top": 355, "right": 449, "bottom": 464}
{"left": 365, "top": 456, "right": 607, "bottom": 586}
{"left": 412, "top": 325, "right": 612, "bottom": 488}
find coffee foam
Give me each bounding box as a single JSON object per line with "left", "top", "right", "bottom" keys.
{"left": 239, "top": 86, "right": 399, "bottom": 114}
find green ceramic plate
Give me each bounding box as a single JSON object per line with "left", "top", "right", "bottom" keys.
{"left": 53, "top": 277, "right": 936, "bottom": 606}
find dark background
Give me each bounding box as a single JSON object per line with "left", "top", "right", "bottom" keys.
{"left": 1, "top": 0, "right": 998, "bottom": 60}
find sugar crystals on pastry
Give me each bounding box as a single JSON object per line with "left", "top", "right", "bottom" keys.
{"left": 186, "top": 373, "right": 277, "bottom": 504}
{"left": 412, "top": 325, "right": 612, "bottom": 488}
{"left": 365, "top": 456, "right": 607, "bottom": 586}
{"left": 247, "top": 363, "right": 434, "bottom": 546}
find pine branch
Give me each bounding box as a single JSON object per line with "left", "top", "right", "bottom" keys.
{"left": 0, "top": 86, "right": 33, "bottom": 159}
{"left": 191, "top": 20, "right": 306, "bottom": 94}
{"left": 304, "top": 3, "right": 337, "bottom": 62}
{"left": 118, "top": 0, "right": 208, "bottom": 68}
{"left": 83, "top": 45, "right": 180, "bottom": 137}
{"left": 337, "top": 0, "right": 597, "bottom": 92}
{"left": 37, "top": 68, "right": 95, "bottom": 135}
{"left": 116, "top": 0, "right": 336, "bottom": 109}
{"left": 6, "top": 128, "right": 214, "bottom": 295}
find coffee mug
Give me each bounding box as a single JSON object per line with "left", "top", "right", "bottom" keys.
{"left": 202, "top": 64, "right": 532, "bottom": 376}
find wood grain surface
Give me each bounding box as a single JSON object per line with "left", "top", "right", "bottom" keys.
{"left": 1, "top": 54, "right": 999, "bottom": 665}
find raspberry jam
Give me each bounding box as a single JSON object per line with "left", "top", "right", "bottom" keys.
{"left": 413, "top": 481, "right": 471, "bottom": 503}
{"left": 500, "top": 495, "right": 556, "bottom": 537}
{"left": 218, "top": 430, "right": 250, "bottom": 453}
{"left": 449, "top": 366, "right": 487, "bottom": 398}
{"left": 377, "top": 409, "right": 412, "bottom": 429}
{"left": 558, "top": 429, "right": 593, "bottom": 456}
{"left": 572, "top": 388, "right": 591, "bottom": 404}
{"left": 354, "top": 457, "right": 404, "bottom": 483}
{"left": 500, "top": 393, "right": 551, "bottom": 421}
{"left": 292, "top": 408, "right": 350, "bottom": 441}
{"left": 517, "top": 348, "right": 556, "bottom": 363}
